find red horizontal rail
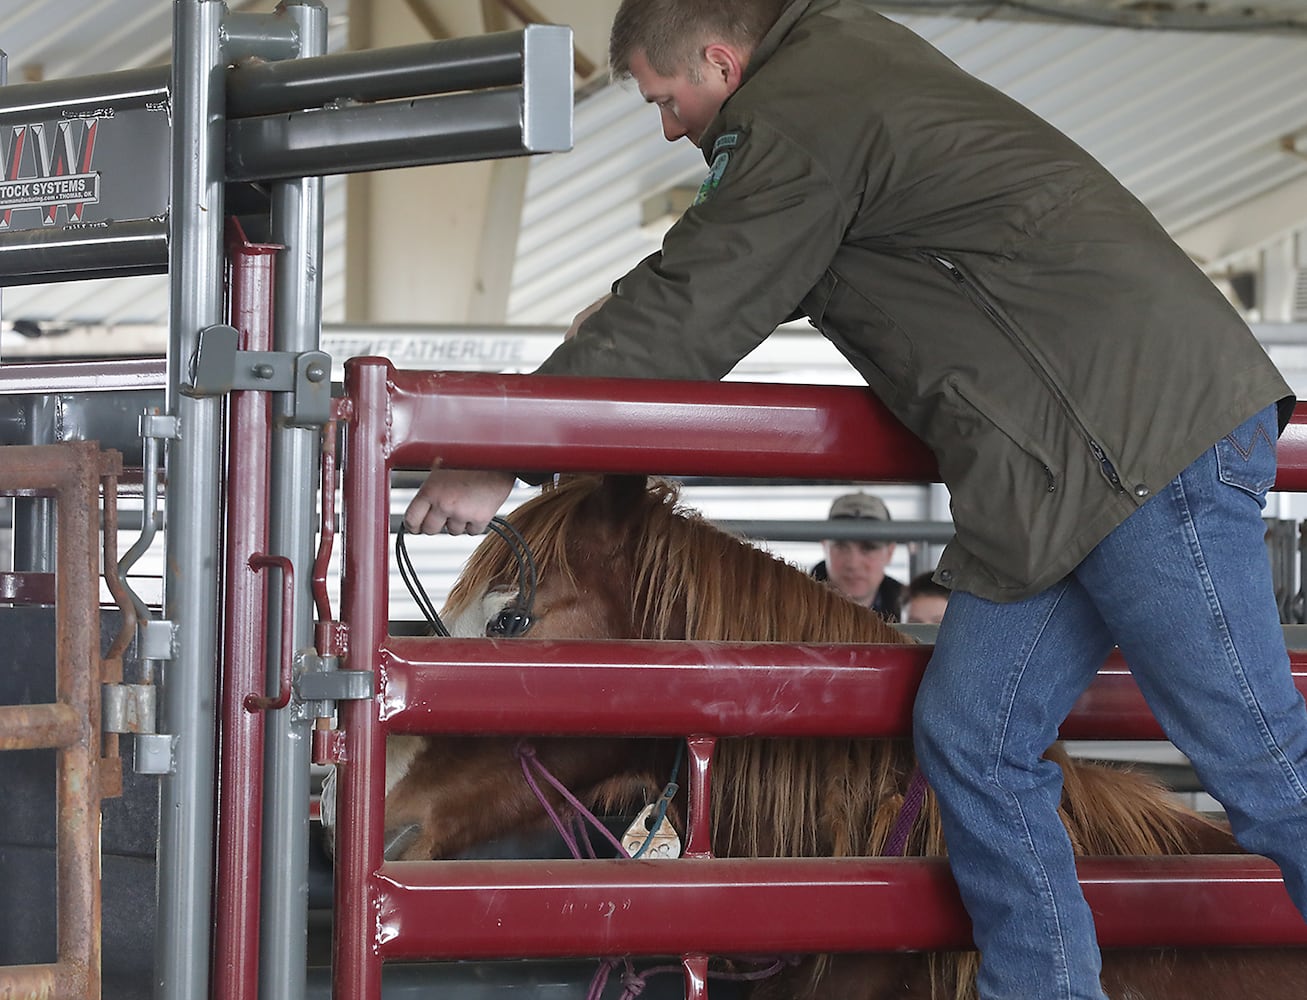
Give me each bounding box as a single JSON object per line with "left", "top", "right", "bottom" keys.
{"left": 381, "top": 639, "right": 1307, "bottom": 741}
{"left": 363, "top": 359, "right": 1307, "bottom": 490}
{"left": 375, "top": 855, "right": 1306, "bottom": 960}
{"left": 380, "top": 362, "right": 939, "bottom": 482}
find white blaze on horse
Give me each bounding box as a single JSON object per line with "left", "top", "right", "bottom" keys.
{"left": 327, "top": 475, "right": 1307, "bottom": 999}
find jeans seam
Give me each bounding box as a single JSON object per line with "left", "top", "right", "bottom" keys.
{"left": 1173, "top": 469, "right": 1307, "bottom": 802}
{"left": 986, "top": 579, "right": 1075, "bottom": 1000}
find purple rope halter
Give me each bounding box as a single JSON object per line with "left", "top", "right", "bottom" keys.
{"left": 515, "top": 740, "right": 629, "bottom": 859}
{"left": 515, "top": 741, "right": 915, "bottom": 998}
{"left": 884, "top": 766, "right": 929, "bottom": 857}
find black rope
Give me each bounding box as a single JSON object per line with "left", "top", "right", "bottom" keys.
{"left": 396, "top": 523, "right": 450, "bottom": 636}
{"left": 395, "top": 516, "right": 537, "bottom": 639}
{"left": 485, "top": 516, "right": 537, "bottom": 627}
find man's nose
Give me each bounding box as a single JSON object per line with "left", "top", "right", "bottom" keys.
{"left": 660, "top": 108, "right": 686, "bottom": 142}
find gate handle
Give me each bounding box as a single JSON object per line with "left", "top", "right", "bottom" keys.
{"left": 244, "top": 554, "right": 295, "bottom": 712}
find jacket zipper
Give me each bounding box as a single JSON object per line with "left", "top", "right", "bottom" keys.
{"left": 1088, "top": 439, "right": 1125, "bottom": 493}
{"left": 925, "top": 252, "right": 1117, "bottom": 496}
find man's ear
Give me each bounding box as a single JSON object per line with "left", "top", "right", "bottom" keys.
{"left": 702, "top": 42, "right": 747, "bottom": 91}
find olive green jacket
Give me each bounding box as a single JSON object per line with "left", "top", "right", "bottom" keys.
{"left": 536, "top": 0, "right": 1293, "bottom": 601}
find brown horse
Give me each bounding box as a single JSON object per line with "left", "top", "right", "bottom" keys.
{"left": 379, "top": 475, "right": 1307, "bottom": 999}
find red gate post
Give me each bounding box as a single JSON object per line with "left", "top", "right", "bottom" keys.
{"left": 211, "top": 222, "right": 281, "bottom": 1000}
{"left": 333, "top": 360, "right": 394, "bottom": 999}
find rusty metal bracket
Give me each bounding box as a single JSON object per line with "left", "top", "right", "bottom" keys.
{"left": 185, "top": 323, "right": 332, "bottom": 426}
{"left": 0, "top": 441, "right": 108, "bottom": 998}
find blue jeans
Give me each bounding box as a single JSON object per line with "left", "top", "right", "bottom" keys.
{"left": 913, "top": 404, "right": 1307, "bottom": 1000}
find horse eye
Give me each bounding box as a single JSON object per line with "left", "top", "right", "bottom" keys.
{"left": 487, "top": 607, "right": 532, "bottom": 638}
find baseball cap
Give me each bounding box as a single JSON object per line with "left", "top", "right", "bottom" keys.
{"left": 828, "top": 491, "right": 890, "bottom": 521}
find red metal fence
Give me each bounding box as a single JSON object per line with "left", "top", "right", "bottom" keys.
{"left": 333, "top": 357, "right": 1307, "bottom": 998}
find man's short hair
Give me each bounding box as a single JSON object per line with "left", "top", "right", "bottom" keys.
{"left": 906, "top": 571, "right": 951, "bottom": 599}
{"left": 609, "top": 0, "right": 792, "bottom": 79}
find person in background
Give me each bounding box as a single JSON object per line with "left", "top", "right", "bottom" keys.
{"left": 404, "top": 2, "right": 1307, "bottom": 996}
{"left": 811, "top": 491, "right": 903, "bottom": 621}
{"left": 901, "top": 571, "right": 951, "bottom": 625}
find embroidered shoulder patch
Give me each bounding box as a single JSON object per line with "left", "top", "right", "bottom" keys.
{"left": 693, "top": 131, "right": 743, "bottom": 206}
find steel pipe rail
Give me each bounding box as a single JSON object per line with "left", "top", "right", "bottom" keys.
{"left": 716, "top": 517, "right": 959, "bottom": 543}
{"left": 0, "top": 703, "right": 81, "bottom": 750}
{"left": 220, "top": 12, "right": 302, "bottom": 65}
{"left": 0, "top": 219, "right": 169, "bottom": 287}
{"left": 0, "top": 29, "right": 552, "bottom": 121}
{"left": 226, "top": 24, "right": 572, "bottom": 182}
{"left": 375, "top": 359, "right": 1307, "bottom": 488}
{"left": 0, "top": 359, "right": 167, "bottom": 395}
{"left": 380, "top": 362, "right": 940, "bottom": 482}
{"left": 227, "top": 89, "right": 533, "bottom": 182}
{"left": 226, "top": 30, "right": 545, "bottom": 118}
{"left": 376, "top": 855, "right": 1307, "bottom": 960}
{"left": 381, "top": 640, "right": 1307, "bottom": 740}
{"left": 0, "top": 66, "right": 168, "bottom": 117}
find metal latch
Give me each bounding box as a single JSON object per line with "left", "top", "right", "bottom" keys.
{"left": 185, "top": 324, "right": 332, "bottom": 426}
{"left": 296, "top": 651, "right": 372, "bottom": 708}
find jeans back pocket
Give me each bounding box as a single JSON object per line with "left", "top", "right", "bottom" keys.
{"left": 1215, "top": 404, "right": 1278, "bottom": 504}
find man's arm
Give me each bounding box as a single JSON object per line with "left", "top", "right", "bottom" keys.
{"left": 403, "top": 294, "right": 613, "bottom": 535}
{"left": 403, "top": 466, "right": 516, "bottom": 536}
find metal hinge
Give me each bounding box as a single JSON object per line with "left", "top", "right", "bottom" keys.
{"left": 103, "top": 683, "right": 157, "bottom": 735}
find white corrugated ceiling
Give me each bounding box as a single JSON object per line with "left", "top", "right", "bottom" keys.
{"left": 510, "top": 10, "right": 1307, "bottom": 324}
{"left": 1, "top": 1, "right": 1305, "bottom": 332}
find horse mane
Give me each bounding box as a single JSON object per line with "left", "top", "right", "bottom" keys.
{"left": 445, "top": 475, "right": 906, "bottom": 645}
{"left": 441, "top": 475, "right": 1233, "bottom": 1000}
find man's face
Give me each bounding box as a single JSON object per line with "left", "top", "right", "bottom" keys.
{"left": 629, "top": 48, "right": 733, "bottom": 147}
{"left": 823, "top": 538, "right": 895, "bottom": 607}
{"left": 904, "top": 593, "right": 949, "bottom": 625}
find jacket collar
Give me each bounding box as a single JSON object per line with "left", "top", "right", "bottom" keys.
{"left": 740, "top": 0, "right": 814, "bottom": 88}
{"left": 700, "top": 0, "right": 817, "bottom": 162}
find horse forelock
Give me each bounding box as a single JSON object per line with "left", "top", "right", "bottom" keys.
{"left": 441, "top": 475, "right": 618, "bottom": 622}
{"left": 446, "top": 475, "right": 911, "bottom": 649}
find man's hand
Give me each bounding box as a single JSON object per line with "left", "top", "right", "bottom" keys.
{"left": 403, "top": 466, "right": 517, "bottom": 536}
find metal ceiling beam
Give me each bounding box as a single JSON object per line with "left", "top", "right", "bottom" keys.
{"left": 402, "top": 0, "right": 454, "bottom": 40}
{"left": 873, "top": 0, "right": 1307, "bottom": 34}
{"left": 484, "top": 0, "right": 598, "bottom": 78}
{"left": 1175, "top": 172, "right": 1307, "bottom": 269}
